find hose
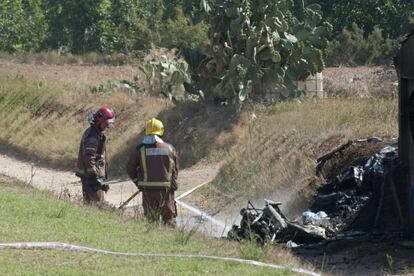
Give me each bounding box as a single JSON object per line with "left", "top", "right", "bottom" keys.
{"left": 0, "top": 242, "right": 320, "bottom": 276}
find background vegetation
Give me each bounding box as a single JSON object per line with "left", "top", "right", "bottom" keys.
{"left": 0, "top": 0, "right": 208, "bottom": 55}
{"left": 1, "top": 0, "right": 412, "bottom": 66}
{"left": 184, "top": 0, "right": 332, "bottom": 103}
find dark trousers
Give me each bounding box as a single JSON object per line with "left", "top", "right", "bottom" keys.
{"left": 81, "top": 177, "right": 105, "bottom": 203}
{"left": 142, "top": 189, "right": 176, "bottom": 225}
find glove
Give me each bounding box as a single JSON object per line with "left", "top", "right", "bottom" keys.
{"left": 101, "top": 184, "right": 110, "bottom": 192}
{"left": 171, "top": 180, "right": 178, "bottom": 191}
{"left": 86, "top": 166, "right": 105, "bottom": 179}
{"left": 94, "top": 178, "right": 109, "bottom": 192}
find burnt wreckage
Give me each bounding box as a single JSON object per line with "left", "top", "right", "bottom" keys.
{"left": 229, "top": 31, "right": 414, "bottom": 245}
{"left": 228, "top": 138, "right": 403, "bottom": 244}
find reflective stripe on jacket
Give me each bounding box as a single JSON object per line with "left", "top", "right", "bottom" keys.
{"left": 76, "top": 125, "right": 107, "bottom": 178}
{"left": 126, "top": 140, "right": 179, "bottom": 190}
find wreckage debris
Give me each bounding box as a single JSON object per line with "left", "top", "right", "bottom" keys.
{"left": 227, "top": 199, "right": 327, "bottom": 244}
{"left": 228, "top": 139, "right": 401, "bottom": 245}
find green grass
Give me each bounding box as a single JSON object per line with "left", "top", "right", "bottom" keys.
{"left": 0, "top": 176, "right": 302, "bottom": 275}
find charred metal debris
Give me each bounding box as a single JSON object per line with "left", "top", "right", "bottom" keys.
{"left": 228, "top": 138, "right": 403, "bottom": 246}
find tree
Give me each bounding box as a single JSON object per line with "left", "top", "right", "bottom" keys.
{"left": 184, "top": 0, "right": 332, "bottom": 103}
{"left": 105, "top": 0, "right": 139, "bottom": 53}
{"left": 306, "top": 0, "right": 414, "bottom": 39}
{"left": 0, "top": 0, "right": 46, "bottom": 52}
{"left": 159, "top": 7, "right": 208, "bottom": 50}
{"left": 326, "top": 23, "right": 395, "bottom": 66}
{"left": 43, "top": 0, "right": 111, "bottom": 54}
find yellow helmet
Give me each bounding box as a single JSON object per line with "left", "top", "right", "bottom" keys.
{"left": 145, "top": 118, "right": 164, "bottom": 136}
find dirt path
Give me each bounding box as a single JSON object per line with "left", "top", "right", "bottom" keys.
{"left": 0, "top": 153, "right": 230, "bottom": 236}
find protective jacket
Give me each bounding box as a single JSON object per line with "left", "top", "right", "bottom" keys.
{"left": 76, "top": 125, "right": 107, "bottom": 179}
{"left": 126, "top": 135, "right": 179, "bottom": 190}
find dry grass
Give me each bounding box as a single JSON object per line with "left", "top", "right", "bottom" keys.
{"left": 0, "top": 64, "right": 170, "bottom": 171}
{"left": 0, "top": 62, "right": 136, "bottom": 89}
{"left": 0, "top": 62, "right": 400, "bottom": 217}
{"left": 0, "top": 63, "right": 237, "bottom": 174}
{"left": 0, "top": 51, "right": 133, "bottom": 66}
{"left": 159, "top": 102, "right": 241, "bottom": 168}
{"left": 323, "top": 66, "right": 398, "bottom": 98}
{"left": 187, "top": 97, "right": 398, "bottom": 216}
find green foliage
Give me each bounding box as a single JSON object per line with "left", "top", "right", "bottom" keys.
{"left": 326, "top": 23, "right": 396, "bottom": 66}
{"left": 0, "top": 0, "right": 208, "bottom": 54}
{"left": 0, "top": 0, "right": 47, "bottom": 52}
{"left": 306, "top": 0, "right": 414, "bottom": 40}
{"left": 304, "top": 0, "right": 414, "bottom": 66}
{"left": 89, "top": 81, "right": 118, "bottom": 95}
{"left": 101, "top": 0, "right": 137, "bottom": 53}
{"left": 139, "top": 57, "right": 195, "bottom": 101}
{"left": 188, "top": 0, "right": 332, "bottom": 103}
{"left": 89, "top": 75, "right": 142, "bottom": 94}
{"left": 160, "top": 7, "right": 208, "bottom": 50}
{"left": 43, "top": 0, "right": 112, "bottom": 54}
{"left": 2, "top": 0, "right": 411, "bottom": 67}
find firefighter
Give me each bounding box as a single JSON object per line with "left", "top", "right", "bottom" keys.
{"left": 76, "top": 105, "right": 114, "bottom": 203}
{"left": 126, "top": 118, "right": 179, "bottom": 226}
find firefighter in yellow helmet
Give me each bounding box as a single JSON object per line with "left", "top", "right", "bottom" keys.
{"left": 126, "top": 118, "right": 179, "bottom": 225}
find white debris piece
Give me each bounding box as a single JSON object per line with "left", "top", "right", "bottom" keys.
{"left": 302, "top": 210, "right": 330, "bottom": 227}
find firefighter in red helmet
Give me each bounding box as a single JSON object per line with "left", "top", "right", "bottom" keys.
{"left": 76, "top": 105, "right": 114, "bottom": 203}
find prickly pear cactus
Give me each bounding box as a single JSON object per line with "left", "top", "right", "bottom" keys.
{"left": 139, "top": 57, "right": 193, "bottom": 102}
{"left": 198, "top": 0, "right": 332, "bottom": 102}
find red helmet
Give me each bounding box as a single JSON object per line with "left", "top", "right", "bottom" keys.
{"left": 94, "top": 105, "right": 115, "bottom": 126}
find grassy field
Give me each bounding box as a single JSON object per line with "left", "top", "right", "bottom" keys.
{"left": 0, "top": 175, "right": 312, "bottom": 275}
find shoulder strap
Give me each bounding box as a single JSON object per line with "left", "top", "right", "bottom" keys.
{"left": 136, "top": 143, "right": 145, "bottom": 151}
{"left": 139, "top": 145, "right": 148, "bottom": 182}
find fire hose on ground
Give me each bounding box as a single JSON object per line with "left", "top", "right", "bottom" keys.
{"left": 0, "top": 242, "right": 320, "bottom": 276}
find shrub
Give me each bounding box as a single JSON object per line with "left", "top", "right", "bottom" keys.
{"left": 326, "top": 23, "right": 396, "bottom": 66}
